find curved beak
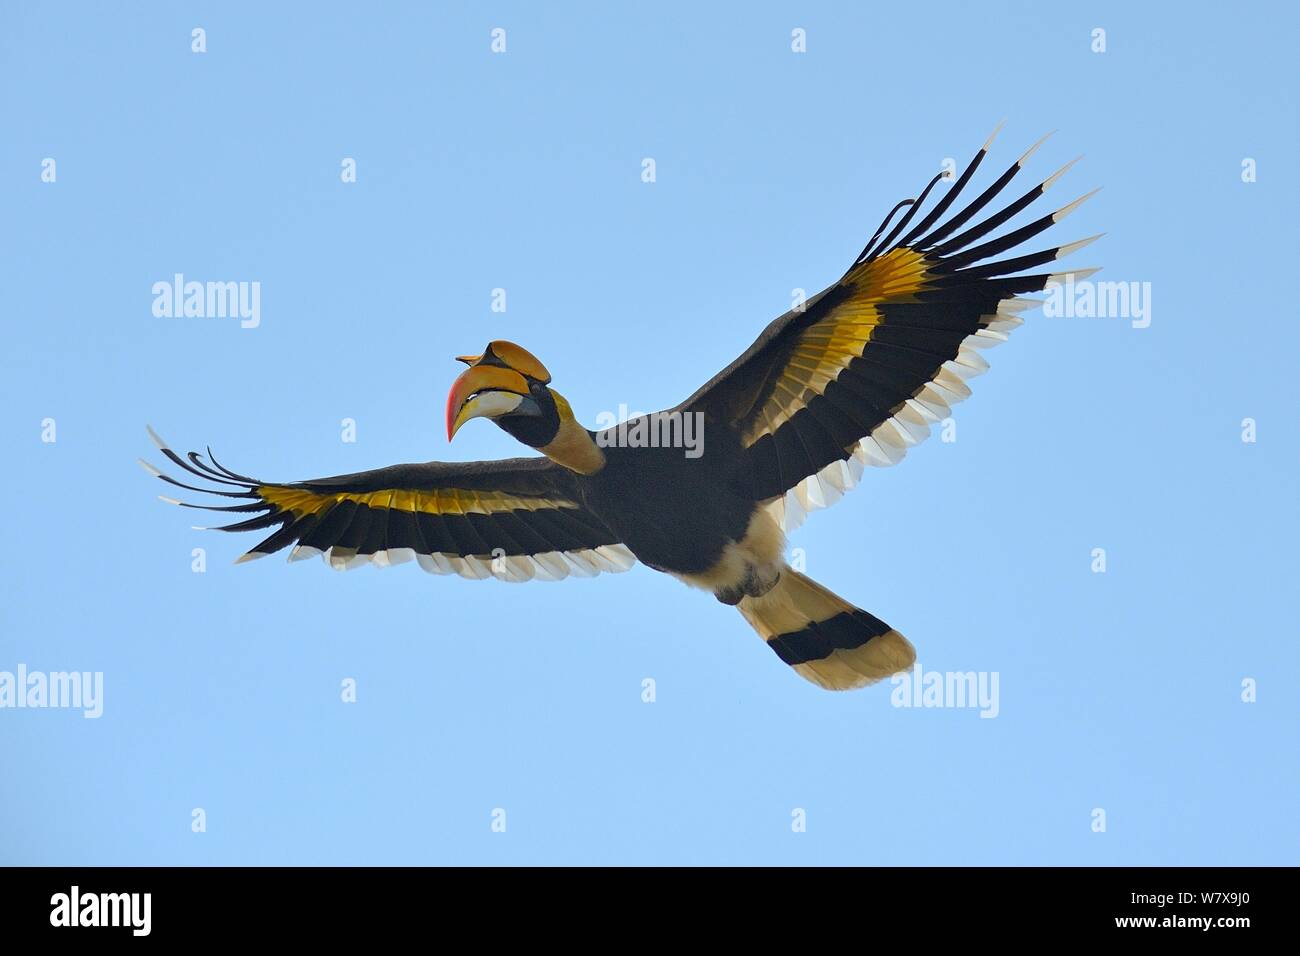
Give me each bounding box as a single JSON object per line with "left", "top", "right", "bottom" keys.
{"left": 446, "top": 365, "right": 531, "bottom": 440}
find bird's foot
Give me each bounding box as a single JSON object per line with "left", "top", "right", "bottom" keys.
{"left": 715, "top": 565, "right": 781, "bottom": 605}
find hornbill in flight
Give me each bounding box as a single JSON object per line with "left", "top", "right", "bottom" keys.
{"left": 144, "top": 126, "right": 1098, "bottom": 690}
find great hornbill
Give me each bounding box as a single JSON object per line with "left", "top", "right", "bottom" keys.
{"left": 144, "top": 126, "right": 1098, "bottom": 690}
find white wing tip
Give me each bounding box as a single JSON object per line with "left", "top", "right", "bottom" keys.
{"left": 1042, "top": 156, "right": 1083, "bottom": 191}
{"left": 1017, "top": 129, "right": 1056, "bottom": 166}
{"left": 1047, "top": 266, "right": 1102, "bottom": 284}
{"left": 145, "top": 424, "right": 169, "bottom": 451}
{"left": 1055, "top": 234, "right": 1104, "bottom": 259}
{"left": 982, "top": 118, "right": 1008, "bottom": 151}
{"left": 1052, "top": 187, "right": 1101, "bottom": 222}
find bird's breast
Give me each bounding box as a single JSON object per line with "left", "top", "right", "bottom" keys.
{"left": 575, "top": 425, "right": 757, "bottom": 576}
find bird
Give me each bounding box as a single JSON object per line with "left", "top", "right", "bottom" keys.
{"left": 143, "top": 125, "right": 1099, "bottom": 691}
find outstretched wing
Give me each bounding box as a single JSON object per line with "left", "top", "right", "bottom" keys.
{"left": 140, "top": 428, "right": 635, "bottom": 581}
{"left": 681, "top": 126, "right": 1100, "bottom": 531}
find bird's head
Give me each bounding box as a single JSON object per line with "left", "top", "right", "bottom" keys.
{"left": 447, "top": 340, "right": 606, "bottom": 474}
{"left": 446, "top": 340, "right": 566, "bottom": 448}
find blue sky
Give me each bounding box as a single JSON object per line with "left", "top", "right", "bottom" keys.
{"left": 2, "top": 1, "right": 1297, "bottom": 865}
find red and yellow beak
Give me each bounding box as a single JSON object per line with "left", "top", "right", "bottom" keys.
{"left": 446, "top": 364, "right": 532, "bottom": 440}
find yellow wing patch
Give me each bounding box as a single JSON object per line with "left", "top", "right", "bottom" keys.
{"left": 258, "top": 485, "right": 580, "bottom": 518}
{"left": 740, "top": 247, "right": 930, "bottom": 446}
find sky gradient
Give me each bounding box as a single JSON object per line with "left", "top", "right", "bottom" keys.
{"left": 2, "top": 1, "right": 1297, "bottom": 865}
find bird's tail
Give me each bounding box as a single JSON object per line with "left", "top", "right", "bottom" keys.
{"left": 737, "top": 569, "right": 915, "bottom": 690}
